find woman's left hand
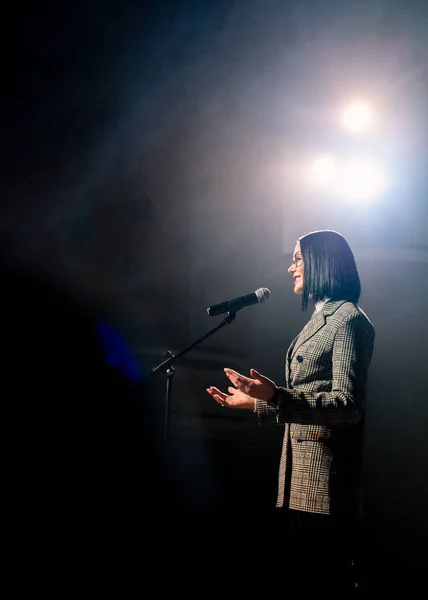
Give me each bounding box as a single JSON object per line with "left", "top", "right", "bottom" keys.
{"left": 224, "top": 367, "right": 278, "bottom": 402}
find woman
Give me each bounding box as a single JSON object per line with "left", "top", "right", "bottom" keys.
{"left": 206, "top": 229, "right": 375, "bottom": 591}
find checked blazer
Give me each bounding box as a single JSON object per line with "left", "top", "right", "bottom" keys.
{"left": 257, "top": 299, "right": 375, "bottom": 516}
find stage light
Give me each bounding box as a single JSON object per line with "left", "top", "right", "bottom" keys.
{"left": 337, "top": 158, "right": 387, "bottom": 200}
{"left": 309, "top": 155, "right": 338, "bottom": 187}
{"left": 307, "top": 155, "right": 387, "bottom": 201}
{"left": 341, "top": 101, "right": 374, "bottom": 135}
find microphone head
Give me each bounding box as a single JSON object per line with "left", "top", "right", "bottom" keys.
{"left": 255, "top": 287, "right": 271, "bottom": 304}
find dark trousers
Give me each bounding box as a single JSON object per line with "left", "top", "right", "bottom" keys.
{"left": 280, "top": 508, "right": 362, "bottom": 594}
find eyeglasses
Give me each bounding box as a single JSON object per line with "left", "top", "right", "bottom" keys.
{"left": 290, "top": 255, "right": 303, "bottom": 268}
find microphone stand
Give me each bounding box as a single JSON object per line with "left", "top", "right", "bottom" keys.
{"left": 148, "top": 311, "right": 237, "bottom": 445}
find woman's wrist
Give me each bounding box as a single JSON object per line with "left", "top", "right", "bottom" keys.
{"left": 267, "top": 386, "right": 281, "bottom": 408}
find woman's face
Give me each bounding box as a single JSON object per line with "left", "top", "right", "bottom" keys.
{"left": 288, "top": 241, "right": 304, "bottom": 295}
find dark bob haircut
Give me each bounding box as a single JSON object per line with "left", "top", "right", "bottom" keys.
{"left": 298, "top": 230, "right": 361, "bottom": 311}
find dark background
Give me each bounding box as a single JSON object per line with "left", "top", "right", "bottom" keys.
{"left": 1, "top": 0, "right": 427, "bottom": 589}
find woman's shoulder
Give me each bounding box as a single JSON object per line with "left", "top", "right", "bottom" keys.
{"left": 326, "top": 300, "right": 375, "bottom": 332}
{"left": 338, "top": 301, "right": 375, "bottom": 334}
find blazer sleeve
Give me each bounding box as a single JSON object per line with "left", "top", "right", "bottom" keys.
{"left": 271, "top": 311, "right": 375, "bottom": 426}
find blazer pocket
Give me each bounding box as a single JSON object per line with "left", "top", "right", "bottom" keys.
{"left": 291, "top": 425, "right": 332, "bottom": 442}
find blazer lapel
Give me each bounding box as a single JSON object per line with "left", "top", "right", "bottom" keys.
{"left": 291, "top": 310, "right": 325, "bottom": 360}
{"left": 286, "top": 334, "right": 299, "bottom": 385}
{"left": 291, "top": 300, "right": 347, "bottom": 359}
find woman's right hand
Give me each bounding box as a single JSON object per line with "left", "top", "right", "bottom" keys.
{"left": 206, "top": 385, "right": 256, "bottom": 411}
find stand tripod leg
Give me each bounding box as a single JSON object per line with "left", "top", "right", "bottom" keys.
{"left": 165, "top": 367, "right": 174, "bottom": 445}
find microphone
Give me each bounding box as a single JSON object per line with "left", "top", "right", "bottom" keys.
{"left": 207, "top": 287, "right": 271, "bottom": 317}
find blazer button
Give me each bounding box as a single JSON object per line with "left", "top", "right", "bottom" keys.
{"left": 296, "top": 355, "right": 303, "bottom": 363}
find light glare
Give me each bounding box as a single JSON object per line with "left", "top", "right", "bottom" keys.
{"left": 341, "top": 101, "right": 374, "bottom": 134}
{"left": 309, "top": 155, "right": 337, "bottom": 187}
{"left": 308, "top": 156, "right": 387, "bottom": 201}
{"left": 338, "top": 158, "right": 386, "bottom": 200}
